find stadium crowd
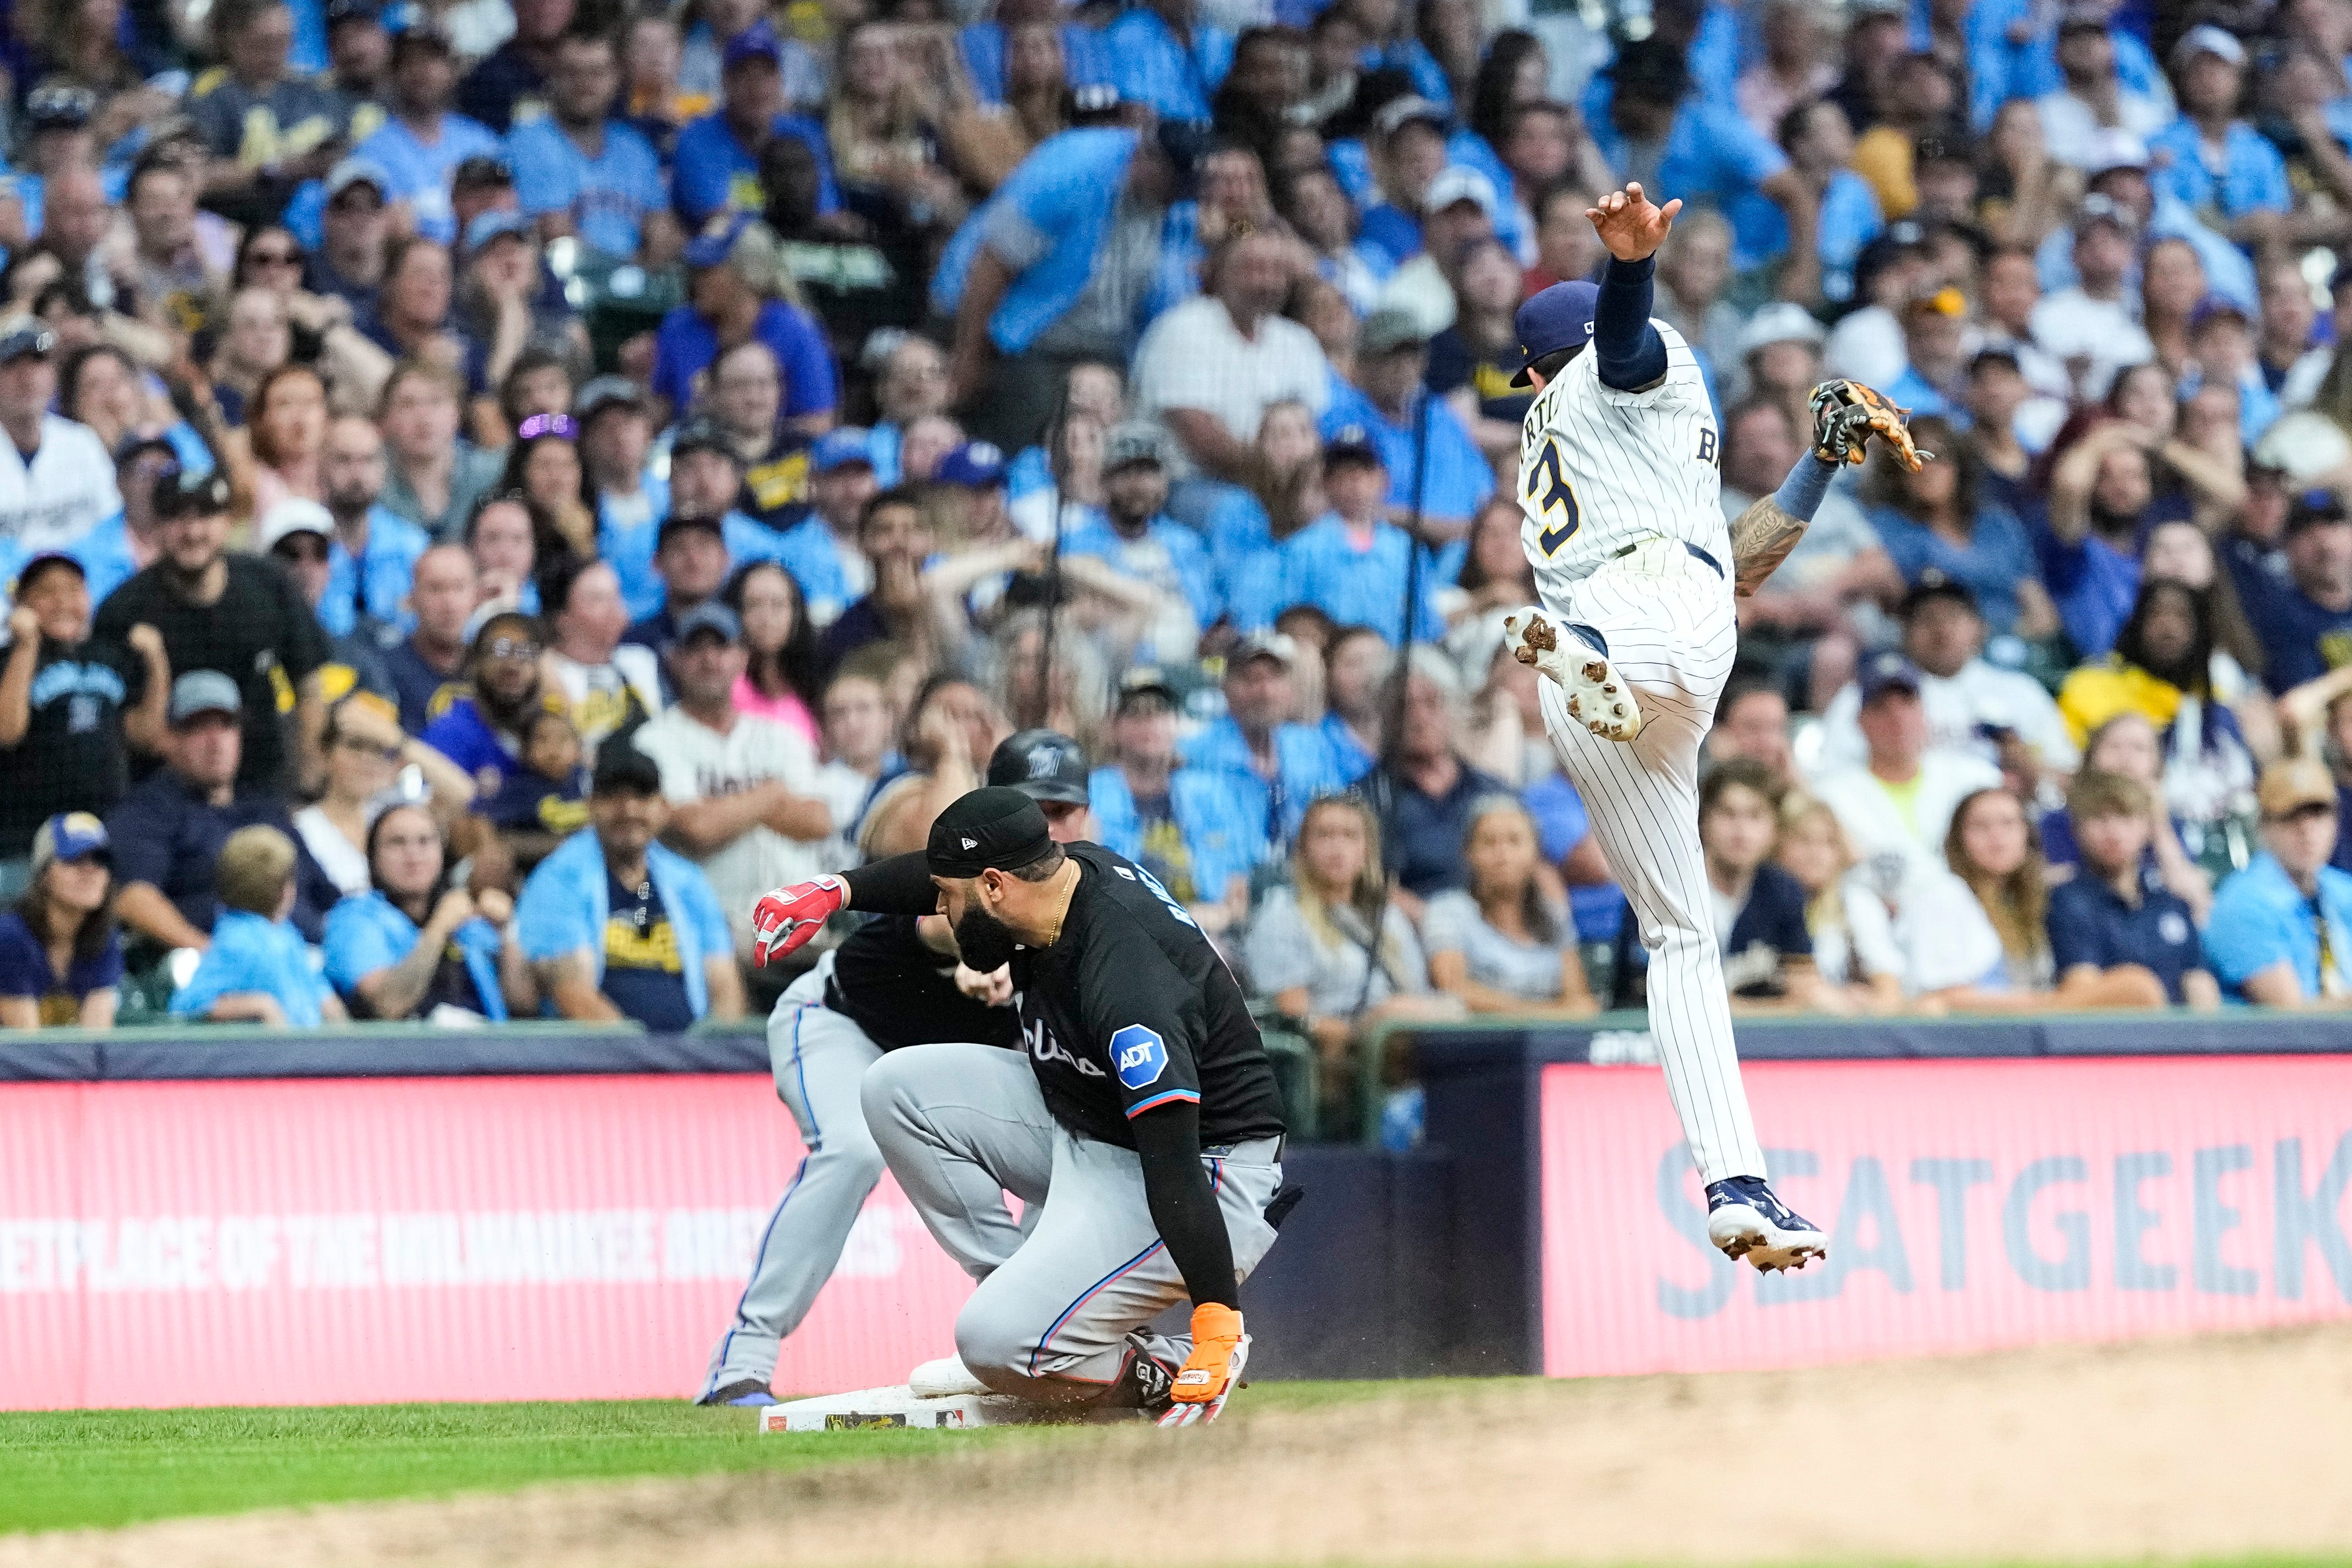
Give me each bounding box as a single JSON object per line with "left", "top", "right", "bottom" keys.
{"left": 6, "top": 0, "right": 2352, "bottom": 1125}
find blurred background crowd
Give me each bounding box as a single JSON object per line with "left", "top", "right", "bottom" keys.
{"left": 5, "top": 0, "right": 2352, "bottom": 1136}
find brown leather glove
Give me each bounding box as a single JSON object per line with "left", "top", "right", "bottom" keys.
{"left": 1811, "top": 378, "right": 1932, "bottom": 472}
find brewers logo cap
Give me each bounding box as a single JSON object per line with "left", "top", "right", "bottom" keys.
{"left": 928, "top": 787, "right": 1054, "bottom": 878}
{"left": 1509, "top": 281, "right": 1598, "bottom": 388}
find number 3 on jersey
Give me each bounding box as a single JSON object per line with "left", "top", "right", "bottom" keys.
{"left": 1524, "top": 437, "right": 1581, "bottom": 556}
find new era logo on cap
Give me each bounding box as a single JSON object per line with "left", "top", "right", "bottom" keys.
{"left": 962, "top": 837, "right": 978, "bottom": 849}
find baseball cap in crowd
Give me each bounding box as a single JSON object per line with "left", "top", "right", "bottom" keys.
{"left": 30, "top": 812, "right": 108, "bottom": 875}
{"left": 591, "top": 741, "right": 664, "bottom": 797}
{"left": 2285, "top": 489, "right": 2351, "bottom": 534}
{"left": 1360, "top": 305, "right": 1429, "bottom": 358}
{"left": 1422, "top": 165, "right": 1497, "bottom": 218}
{"left": 1322, "top": 424, "right": 1383, "bottom": 469}
{"left": 325, "top": 0, "right": 381, "bottom": 26}
{"left": 1967, "top": 344, "right": 2024, "bottom": 376}
{"left": 1913, "top": 127, "right": 1975, "bottom": 170}
{"left": 1371, "top": 94, "right": 1448, "bottom": 141}
{"left": 168, "top": 670, "right": 243, "bottom": 726}
{"left": 683, "top": 211, "right": 753, "bottom": 269}
{"left": 722, "top": 18, "right": 786, "bottom": 69}
{"left": 114, "top": 432, "right": 176, "bottom": 468}
{"left": 656, "top": 512, "right": 726, "bottom": 548}
{"left": 2170, "top": 22, "right": 2245, "bottom": 68}
{"left": 988, "top": 728, "right": 1090, "bottom": 805}
{"left": 464, "top": 209, "right": 532, "bottom": 251}
{"left": 325, "top": 157, "right": 388, "bottom": 201}
{"left": 2084, "top": 129, "right": 2150, "bottom": 179}
{"left": 153, "top": 466, "right": 232, "bottom": 520}
{"left": 1115, "top": 666, "right": 1179, "bottom": 713}
{"left": 1857, "top": 650, "right": 1924, "bottom": 704}
{"left": 451, "top": 155, "right": 512, "bottom": 194}
{"left": 0, "top": 321, "right": 55, "bottom": 364}
{"left": 670, "top": 417, "right": 739, "bottom": 465}
{"left": 811, "top": 427, "right": 876, "bottom": 474}
{"left": 2189, "top": 295, "right": 2250, "bottom": 332}
{"left": 1509, "top": 280, "right": 1598, "bottom": 387}
{"left": 259, "top": 498, "right": 334, "bottom": 553}
{"left": 936, "top": 440, "right": 1006, "bottom": 488}
{"left": 1898, "top": 568, "right": 1976, "bottom": 618}
{"left": 465, "top": 604, "right": 539, "bottom": 654}
{"left": 575, "top": 375, "right": 647, "bottom": 424}
{"left": 1104, "top": 422, "right": 1172, "bottom": 472}
{"left": 25, "top": 85, "right": 94, "bottom": 130}
{"left": 14, "top": 552, "right": 83, "bottom": 597}
{"left": 1227, "top": 629, "right": 1298, "bottom": 672}
{"left": 2258, "top": 756, "right": 2338, "bottom": 820}
{"left": 1736, "top": 301, "right": 1826, "bottom": 359}
{"left": 674, "top": 601, "right": 743, "bottom": 644}
{"left": 2057, "top": 2, "right": 2111, "bottom": 34}
{"left": 2073, "top": 192, "right": 2137, "bottom": 238}
{"left": 391, "top": 18, "right": 454, "bottom": 55}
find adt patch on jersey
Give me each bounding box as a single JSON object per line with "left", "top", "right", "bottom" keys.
{"left": 1110, "top": 1025, "right": 1168, "bottom": 1090}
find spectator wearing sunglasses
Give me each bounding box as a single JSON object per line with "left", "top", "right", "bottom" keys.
{"left": 292, "top": 693, "right": 474, "bottom": 895}
{"left": 419, "top": 608, "right": 550, "bottom": 798}
{"left": 260, "top": 499, "right": 399, "bottom": 708}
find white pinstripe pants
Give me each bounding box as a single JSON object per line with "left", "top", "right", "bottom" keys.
{"left": 1538, "top": 539, "right": 1767, "bottom": 1183}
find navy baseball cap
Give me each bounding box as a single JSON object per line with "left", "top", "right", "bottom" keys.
{"left": 674, "top": 600, "right": 743, "bottom": 644}
{"left": 936, "top": 440, "right": 1006, "bottom": 488}
{"left": 1509, "top": 281, "right": 1598, "bottom": 388}
{"left": 1858, "top": 650, "right": 1925, "bottom": 704}
{"left": 723, "top": 18, "right": 785, "bottom": 69}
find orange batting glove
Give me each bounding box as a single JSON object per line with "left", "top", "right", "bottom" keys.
{"left": 1158, "top": 1303, "right": 1247, "bottom": 1428}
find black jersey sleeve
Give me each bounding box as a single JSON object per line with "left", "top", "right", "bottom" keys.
{"left": 842, "top": 851, "right": 939, "bottom": 916}
{"left": 1130, "top": 1100, "right": 1239, "bottom": 1311}
{"left": 1077, "top": 906, "right": 1206, "bottom": 1121}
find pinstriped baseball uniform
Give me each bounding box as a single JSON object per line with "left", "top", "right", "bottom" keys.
{"left": 1516, "top": 319, "right": 1768, "bottom": 1185}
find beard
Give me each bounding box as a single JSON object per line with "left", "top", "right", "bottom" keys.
{"left": 953, "top": 903, "right": 1022, "bottom": 974}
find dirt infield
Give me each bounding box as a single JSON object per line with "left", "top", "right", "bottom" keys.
{"left": 12, "top": 1325, "right": 2352, "bottom": 1568}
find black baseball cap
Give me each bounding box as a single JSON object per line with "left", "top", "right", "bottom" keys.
{"left": 2286, "top": 491, "right": 2351, "bottom": 534}
{"left": 671, "top": 418, "right": 738, "bottom": 466}
{"left": 928, "top": 786, "right": 1054, "bottom": 878}
{"left": 153, "top": 466, "right": 231, "bottom": 519}
{"left": 988, "top": 729, "right": 1090, "bottom": 806}
{"left": 1898, "top": 567, "right": 1977, "bottom": 617}
{"left": 657, "top": 511, "right": 726, "bottom": 547}
{"left": 591, "top": 740, "right": 663, "bottom": 797}
{"left": 1115, "top": 666, "right": 1179, "bottom": 713}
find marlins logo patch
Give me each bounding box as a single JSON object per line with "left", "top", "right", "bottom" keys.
{"left": 1110, "top": 1024, "right": 1167, "bottom": 1089}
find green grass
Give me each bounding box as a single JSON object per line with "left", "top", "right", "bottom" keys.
{"left": 0, "top": 1398, "right": 1010, "bottom": 1536}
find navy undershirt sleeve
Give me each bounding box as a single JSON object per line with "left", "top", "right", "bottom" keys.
{"left": 1595, "top": 254, "right": 1670, "bottom": 392}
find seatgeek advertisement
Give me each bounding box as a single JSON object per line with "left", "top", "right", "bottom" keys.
{"left": 1541, "top": 1057, "right": 2352, "bottom": 1376}
{"left": 0, "top": 1075, "right": 971, "bottom": 1409}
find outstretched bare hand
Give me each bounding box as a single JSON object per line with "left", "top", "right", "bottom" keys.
{"left": 1585, "top": 182, "right": 1682, "bottom": 262}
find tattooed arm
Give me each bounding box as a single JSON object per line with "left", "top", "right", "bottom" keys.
{"left": 1731, "top": 451, "right": 1838, "bottom": 598}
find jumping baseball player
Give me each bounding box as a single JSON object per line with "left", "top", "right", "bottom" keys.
{"left": 695, "top": 731, "right": 1101, "bottom": 1407}
{"left": 749, "top": 787, "right": 1289, "bottom": 1425}
{"left": 1503, "top": 182, "right": 1925, "bottom": 1274}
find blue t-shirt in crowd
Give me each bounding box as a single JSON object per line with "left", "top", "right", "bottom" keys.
{"left": 1868, "top": 502, "right": 2038, "bottom": 636}
{"left": 2203, "top": 852, "right": 2352, "bottom": 1001}
{"left": 420, "top": 696, "right": 526, "bottom": 794}
{"left": 649, "top": 298, "right": 838, "bottom": 420}
{"left": 171, "top": 908, "right": 332, "bottom": 1026}
{"left": 2045, "top": 873, "right": 2206, "bottom": 1004}
{"left": 1263, "top": 514, "right": 1446, "bottom": 644}
{"left": 670, "top": 111, "right": 838, "bottom": 227}
{"left": 354, "top": 111, "right": 505, "bottom": 245}
{"left": 1086, "top": 6, "right": 1232, "bottom": 121}
{"left": 1377, "top": 758, "right": 1510, "bottom": 899}
{"left": 2146, "top": 118, "right": 2292, "bottom": 225}
{"left": 0, "top": 908, "right": 122, "bottom": 1024}
{"left": 597, "top": 869, "right": 696, "bottom": 1031}
{"left": 322, "top": 507, "right": 431, "bottom": 638}
{"left": 507, "top": 115, "right": 670, "bottom": 259}
{"left": 2226, "top": 549, "right": 2352, "bottom": 694}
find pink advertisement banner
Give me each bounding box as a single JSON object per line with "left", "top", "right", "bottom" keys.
{"left": 1540, "top": 1057, "right": 2352, "bottom": 1377}
{"left": 0, "top": 1075, "right": 971, "bottom": 1410}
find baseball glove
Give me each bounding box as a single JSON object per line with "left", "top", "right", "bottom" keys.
{"left": 1810, "top": 379, "right": 1932, "bottom": 472}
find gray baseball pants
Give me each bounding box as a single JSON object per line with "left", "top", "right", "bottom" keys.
{"left": 861, "top": 1042, "right": 1284, "bottom": 1404}
{"left": 699, "top": 955, "right": 886, "bottom": 1397}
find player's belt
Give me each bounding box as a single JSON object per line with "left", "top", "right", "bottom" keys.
{"left": 1611, "top": 537, "right": 1724, "bottom": 578}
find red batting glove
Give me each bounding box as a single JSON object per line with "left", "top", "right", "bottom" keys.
{"left": 750, "top": 875, "right": 847, "bottom": 965}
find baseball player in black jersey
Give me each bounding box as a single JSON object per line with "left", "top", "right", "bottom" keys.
{"left": 696, "top": 732, "right": 1101, "bottom": 1407}
{"left": 750, "top": 787, "right": 1288, "bottom": 1424}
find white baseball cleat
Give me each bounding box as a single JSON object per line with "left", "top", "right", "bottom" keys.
{"left": 1504, "top": 610, "right": 1642, "bottom": 742}
{"left": 907, "top": 1354, "right": 990, "bottom": 1399}
{"left": 1705, "top": 1176, "right": 1829, "bottom": 1274}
